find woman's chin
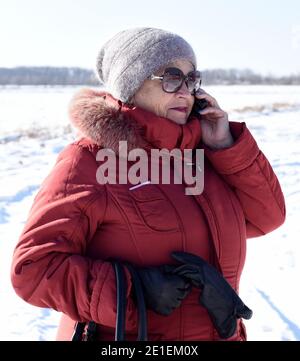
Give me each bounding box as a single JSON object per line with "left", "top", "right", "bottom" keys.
{"left": 167, "top": 111, "right": 188, "bottom": 125}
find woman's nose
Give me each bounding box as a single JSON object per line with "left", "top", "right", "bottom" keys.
{"left": 176, "top": 81, "right": 190, "bottom": 97}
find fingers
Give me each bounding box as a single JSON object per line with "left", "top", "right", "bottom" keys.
{"left": 181, "top": 284, "right": 192, "bottom": 298}
{"left": 171, "top": 263, "right": 205, "bottom": 289}
{"left": 175, "top": 292, "right": 190, "bottom": 304}
{"left": 171, "top": 264, "right": 197, "bottom": 274}
{"left": 195, "top": 89, "right": 220, "bottom": 108}
{"left": 175, "top": 284, "right": 192, "bottom": 302}
{"left": 160, "top": 285, "right": 191, "bottom": 315}
{"left": 172, "top": 298, "right": 182, "bottom": 309}
{"left": 171, "top": 273, "right": 191, "bottom": 289}
{"left": 171, "top": 265, "right": 199, "bottom": 280}
{"left": 198, "top": 107, "right": 225, "bottom": 117}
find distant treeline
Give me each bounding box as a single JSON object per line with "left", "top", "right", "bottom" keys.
{"left": 203, "top": 68, "right": 300, "bottom": 85}
{"left": 0, "top": 66, "right": 300, "bottom": 85}
{"left": 0, "top": 67, "right": 99, "bottom": 86}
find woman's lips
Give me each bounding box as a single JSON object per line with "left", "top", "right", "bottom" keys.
{"left": 170, "top": 107, "right": 188, "bottom": 113}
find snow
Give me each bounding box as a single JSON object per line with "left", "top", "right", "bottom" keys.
{"left": 0, "top": 85, "right": 299, "bottom": 340}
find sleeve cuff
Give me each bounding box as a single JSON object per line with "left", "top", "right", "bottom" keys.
{"left": 204, "top": 122, "right": 260, "bottom": 174}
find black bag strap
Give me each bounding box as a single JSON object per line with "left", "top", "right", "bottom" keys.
{"left": 71, "top": 321, "right": 86, "bottom": 341}
{"left": 71, "top": 261, "right": 148, "bottom": 341}
{"left": 125, "top": 263, "right": 148, "bottom": 341}
{"left": 113, "top": 261, "right": 127, "bottom": 341}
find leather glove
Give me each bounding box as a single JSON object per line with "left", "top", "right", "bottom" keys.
{"left": 136, "top": 265, "right": 191, "bottom": 316}
{"left": 169, "top": 252, "right": 253, "bottom": 339}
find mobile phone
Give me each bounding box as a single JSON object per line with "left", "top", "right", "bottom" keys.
{"left": 191, "top": 98, "right": 209, "bottom": 117}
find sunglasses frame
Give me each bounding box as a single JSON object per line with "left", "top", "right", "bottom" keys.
{"left": 149, "top": 67, "right": 202, "bottom": 94}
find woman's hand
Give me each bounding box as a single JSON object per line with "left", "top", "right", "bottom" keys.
{"left": 195, "top": 89, "right": 234, "bottom": 149}
{"left": 136, "top": 266, "right": 191, "bottom": 316}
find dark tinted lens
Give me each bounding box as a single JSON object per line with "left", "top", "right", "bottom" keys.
{"left": 162, "top": 67, "right": 183, "bottom": 92}
{"left": 187, "top": 71, "right": 201, "bottom": 92}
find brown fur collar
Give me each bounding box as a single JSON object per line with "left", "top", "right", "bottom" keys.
{"left": 68, "top": 88, "right": 151, "bottom": 154}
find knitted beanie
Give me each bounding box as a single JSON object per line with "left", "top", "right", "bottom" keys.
{"left": 96, "top": 27, "right": 197, "bottom": 102}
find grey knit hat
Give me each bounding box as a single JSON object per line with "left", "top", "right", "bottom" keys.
{"left": 96, "top": 27, "right": 197, "bottom": 102}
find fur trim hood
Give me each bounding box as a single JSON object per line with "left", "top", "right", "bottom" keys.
{"left": 68, "top": 88, "right": 151, "bottom": 154}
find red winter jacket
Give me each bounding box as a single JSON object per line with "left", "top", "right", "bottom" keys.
{"left": 11, "top": 89, "right": 285, "bottom": 341}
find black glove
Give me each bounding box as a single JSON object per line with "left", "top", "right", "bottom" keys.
{"left": 169, "top": 252, "right": 253, "bottom": 339}
{"left": 135, "top": 265, "right": 191, "bottom": 316}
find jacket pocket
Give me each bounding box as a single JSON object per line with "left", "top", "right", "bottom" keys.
{"left": 129, "top": 185, "right": 179, "bottom": 232}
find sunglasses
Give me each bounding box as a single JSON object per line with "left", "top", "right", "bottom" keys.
{"left": 149, "top": 67, "right": 202, "bottom": 94}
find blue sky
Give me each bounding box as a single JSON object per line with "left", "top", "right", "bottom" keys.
{"left": 1, "top": 0, "right": 299, "bottom": 76}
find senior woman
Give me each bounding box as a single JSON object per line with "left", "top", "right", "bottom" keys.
{"left": 11, "top": 27, "right": 285, "bottom": 341}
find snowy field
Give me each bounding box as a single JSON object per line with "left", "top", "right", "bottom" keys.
{"left": 0, "top": 85, "right": 299, "bottom": 340}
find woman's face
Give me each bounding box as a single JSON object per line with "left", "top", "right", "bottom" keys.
{"left": 132, "top": 59, "right": 195, "bottom": 125}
